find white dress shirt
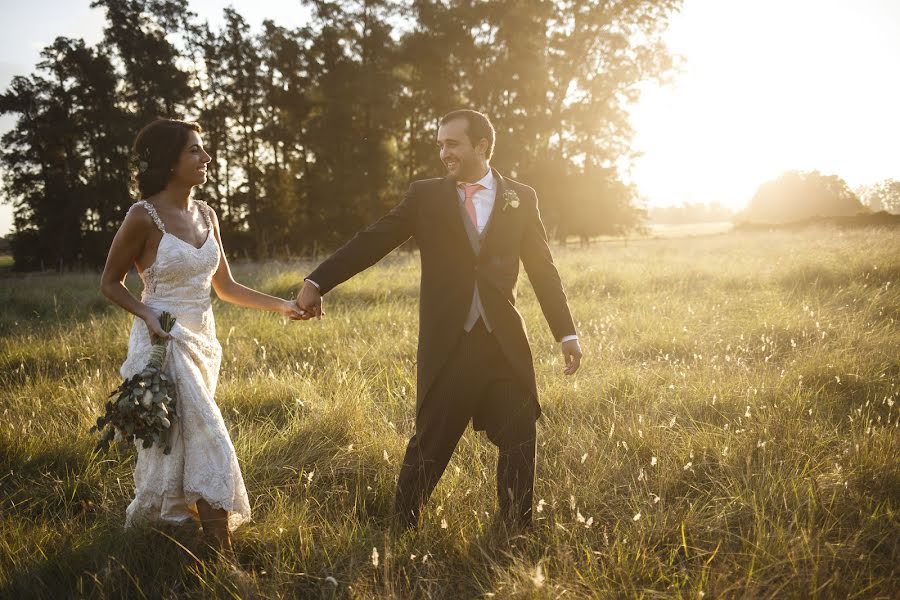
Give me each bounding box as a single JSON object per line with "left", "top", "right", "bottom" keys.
{"left": 456, "top": 169, "right": 497, "bottom": 234}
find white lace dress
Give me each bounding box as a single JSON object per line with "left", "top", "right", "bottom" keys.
{"left": 120, "top": 200, "right": 250, "bottom": 531}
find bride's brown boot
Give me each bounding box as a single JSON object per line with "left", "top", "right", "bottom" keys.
{"left": 197, "top": 498, "right": 234, "bottom": 560}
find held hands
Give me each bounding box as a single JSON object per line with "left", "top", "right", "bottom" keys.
{"left": 277, "top": 299, "right": 308, "bottom": 321}
{"left": 561, "top": 339, "right": 582, "bottom": 375}
{"left": 295, "top": 279, "right": 324, "bottom": 320}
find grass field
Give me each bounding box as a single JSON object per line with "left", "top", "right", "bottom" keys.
{"left": 1, "top": 227, "right": 898, "bottom": 598}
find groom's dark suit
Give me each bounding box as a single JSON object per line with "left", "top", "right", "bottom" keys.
{"left": 307, "top": 168, "right": 576, "bottom": 526}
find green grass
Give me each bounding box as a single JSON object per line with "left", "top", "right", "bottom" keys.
{"left": 1, "top": 227, "right": 898, "bottom": 598}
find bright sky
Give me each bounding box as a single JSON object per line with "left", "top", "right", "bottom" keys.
{"left": 628, "top": 0, "right": 900, "bottom": 210}
{"left": 1, "top": 0, "right": 899, "bottom": 235}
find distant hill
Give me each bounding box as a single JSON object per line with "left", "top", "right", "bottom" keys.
{"left": 740, "top": 170, "right": 863, "bottom": 224}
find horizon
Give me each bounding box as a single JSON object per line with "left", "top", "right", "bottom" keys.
{"left": 1, "top": 0, "right": 898, "bottom": 236}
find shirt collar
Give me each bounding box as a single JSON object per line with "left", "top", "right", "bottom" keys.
{"left": 474, "top": 169, "right": 495, "bottom": 190}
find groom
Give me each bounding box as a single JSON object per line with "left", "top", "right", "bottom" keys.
{"left": 297, "top": 109, "right": 582, "bottom": 529}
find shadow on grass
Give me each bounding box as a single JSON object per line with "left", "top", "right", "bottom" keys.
{"left": 0, "top": 439, "right": 114, "bottom": 522}
{"left": 0, "top": 282, "right": 118, "bottom": 338}
{"left": 1, "top": 522, "right": 221, "bottom": 598}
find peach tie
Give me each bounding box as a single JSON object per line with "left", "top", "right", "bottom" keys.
{"left": 458, "top": 182, "right": 484, "bottom": 227}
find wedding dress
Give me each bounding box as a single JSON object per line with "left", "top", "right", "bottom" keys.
{"left": 119, "top": 199, "right": 250, "bottom": 530}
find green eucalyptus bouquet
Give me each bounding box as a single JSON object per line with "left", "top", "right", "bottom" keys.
{"left": 92, "top": 312, "right": 178, "bottom": 454}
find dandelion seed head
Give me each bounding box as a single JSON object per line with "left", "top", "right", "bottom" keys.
{"left": 532, "top": 564, "right": 545, "bottom": 588}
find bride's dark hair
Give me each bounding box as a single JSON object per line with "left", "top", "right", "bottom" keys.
{"left": 132, "top": 118, "right": 202, "bottom": 198}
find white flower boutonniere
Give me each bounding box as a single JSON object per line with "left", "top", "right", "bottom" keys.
{"left": 502, "top": 190, "right": 520, "bottom": 212}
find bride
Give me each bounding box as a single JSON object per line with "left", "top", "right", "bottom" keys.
{"left": 100, "top": 118, "right": 305, "bottom": 556}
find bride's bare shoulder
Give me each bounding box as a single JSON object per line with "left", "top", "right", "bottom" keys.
{"left": 121, "top": 200, "right": 159, "bottom": 235}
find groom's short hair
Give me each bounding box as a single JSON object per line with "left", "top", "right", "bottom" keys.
{"left": 440, "top": 109, "right": 495, "bottom": 160}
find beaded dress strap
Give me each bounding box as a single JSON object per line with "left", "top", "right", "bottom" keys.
{"left": 194, "top": 199, "right": 213, "bottom": 231}
{"left": 132, "top": 200, "right": 166, "bottom": 233}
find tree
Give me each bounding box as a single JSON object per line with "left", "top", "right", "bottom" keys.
{"left": 741, "top": 170, "right": 864, "bottom": 224}
{"left": 557, "top": 167, "right": 646, "bottom": 244}
{"left": 90, "top": 0, "right": 194, "bottom": 121}
{"left": 397, "top": 0, "right": 679, "bottom": 238}
{"left": 0, "top": 37, "right": 128, "bottom": 270}
{"left": 2, "top": 0, "right": 683, "bottom": 269}
{"left": 859, "top": 179, "right": 900, "bottom": 214}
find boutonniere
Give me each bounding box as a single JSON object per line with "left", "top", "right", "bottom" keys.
{"left": 501, "top": 190, "right": 520, "bottom": 212}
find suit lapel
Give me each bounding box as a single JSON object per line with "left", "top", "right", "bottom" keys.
{"left": 442, "top": 177, "right": 476, "bottom": 257}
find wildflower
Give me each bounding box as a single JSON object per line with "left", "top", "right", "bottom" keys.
{"left": 531, "top": 564, "right": 545, "bottom": 588}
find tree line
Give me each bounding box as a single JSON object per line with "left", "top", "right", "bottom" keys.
{"left": 0, "top": 0, "right": 681, "bottom": 271}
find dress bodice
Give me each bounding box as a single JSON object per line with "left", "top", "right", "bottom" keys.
{"left": 130, "top": 200, "right": 220, "bottom": 305}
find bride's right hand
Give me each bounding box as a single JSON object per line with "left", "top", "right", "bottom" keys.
{"left": 141, "top": 309, "right": 172, "bottom": 340}
{"left": 277, "top": 299, "right": 309, "bottom": 321}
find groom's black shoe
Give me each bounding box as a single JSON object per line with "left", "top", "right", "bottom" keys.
{"left": 390, "top": 508, "right": 419, "bottom": 533}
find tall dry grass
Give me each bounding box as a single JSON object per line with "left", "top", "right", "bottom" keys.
{"left": 1, "top": 227, "right": 897, "bottom": 598}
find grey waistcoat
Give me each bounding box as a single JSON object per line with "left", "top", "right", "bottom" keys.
{"left": 458, "top": 199, "right": 496, "bottom": 332}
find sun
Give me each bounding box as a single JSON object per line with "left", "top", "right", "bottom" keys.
{"left": 626, "top": 0, "right": 900, "bottom": 212}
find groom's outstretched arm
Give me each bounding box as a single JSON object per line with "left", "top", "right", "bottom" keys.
{"left": 306, "top": 184, "right": 418, "bottom": 295}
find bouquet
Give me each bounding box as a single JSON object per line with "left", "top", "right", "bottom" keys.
{"left": 92, "top": 312, "right": 178, "bottom": 454}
